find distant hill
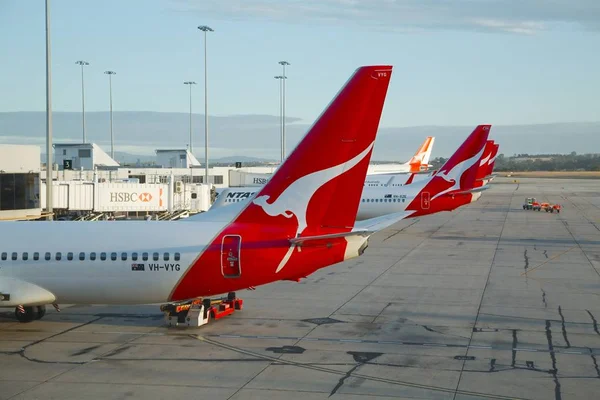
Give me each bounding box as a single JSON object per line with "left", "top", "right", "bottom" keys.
{"left": 1, "top": 111, "right": 598, "bottom": 161}
{"left": 37, "top": 151, "right": 274, "bottom": 165}
{"left": 113, "top": 152, "right": 275, "bottom": 165}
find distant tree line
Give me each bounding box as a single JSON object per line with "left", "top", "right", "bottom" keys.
{"left": 430, "top": 152, "right": 600, "bottom": 172}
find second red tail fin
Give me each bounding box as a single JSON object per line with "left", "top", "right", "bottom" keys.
{"left": 428, "top": 125, "right": 491, "bottom": 199}
{"left": 475, "top": 140, "right": 495, "bottom": 182}
{"left": 487, "top": 143, "right": 500, "bottom": 176}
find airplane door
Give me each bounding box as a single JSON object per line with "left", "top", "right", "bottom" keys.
{"left": 421, "top": 192, "right": 430, "bottom": 209}
{"left": 221, "top": 235, "right": 242, "bottom": 278}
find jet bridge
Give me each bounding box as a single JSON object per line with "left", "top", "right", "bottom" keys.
{"left": 40, "top": 181, "right": 211, "bottom": 214}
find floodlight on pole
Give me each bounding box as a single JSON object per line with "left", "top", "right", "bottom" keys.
{"left": 75, "top": 60, "right": 89, "bottom": 143}
{"left": 184, "top": 81, "right": 197, "bottom": 153}
{"left": 104, "top": 71, "right": 116, "bottom": 159}
{"left": 274, "top": 75, "right": 286, "bottom": 162}
{"left": 197, "top": 25, "right": 213, "bottom": 186}
{"left": 45, "top": 0, "right": 53, "bottom": 220}
{"left": 278, "top": 61, "right": 290, "bottom": 160}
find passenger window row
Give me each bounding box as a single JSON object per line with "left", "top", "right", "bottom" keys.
{"left": 0, "top": 251, "right": 181, "bottom": 262}
{"left": 362, "top": 198, "right": 406, "bottom": 203}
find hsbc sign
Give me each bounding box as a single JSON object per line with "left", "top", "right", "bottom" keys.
{"left": 96, "top": 183, "right": 166, "bottom": 212}
{"left": 110, "top": 192, "right": 153, "bottom": 203}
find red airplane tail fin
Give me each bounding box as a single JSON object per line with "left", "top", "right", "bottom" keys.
{"left": 237, "top": 66, "right": 393, "bottom": 236}
{"left": 475, "top": 140, "right": 495, "bottom": 184}
{"left": 488, "top": 143, "right": 500, "bottom": 176}
{"left": 426, "top": 125, "right": 490, "bottom": 199}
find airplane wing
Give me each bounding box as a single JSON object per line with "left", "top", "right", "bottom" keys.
{"left": 476, "top": 174, "right": 497, "bottom": 182}
{"left": 454, "top": 184, "right": 490, "bottom": 195}
{"left": 290, "top": 230, "right": 372, "bottom": 244}
{"left": 290, "top": 211, "right": 414, "bottom": 245}
{"left": 183, "top": 200, "right": 247, "bottom": 222}
{"left": 352, "top": 211, "right": 415, "bottom": 233}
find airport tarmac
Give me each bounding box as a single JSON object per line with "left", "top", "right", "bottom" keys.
{"left": 2, "top": 177, "right": 600, "bottom": 400}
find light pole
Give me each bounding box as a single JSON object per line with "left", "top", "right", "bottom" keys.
{"left": 75, "top": 60, "right": 89, "bottom": 143}
{"left": 198, "top": 25, "right": 213, "bottom": 185}
{"left": 183, "top": 81, "right": 197, "bottom": 153}
{"left": 274, "top": 75, "right": 286, "bottom": 162}
{"left": 45, "top": 0, "right": 53, "bottom": 220}
{"left": 278, "top": 61, "right": 290, "bottom": 159}
{"left": 104, "top": 71, "right": 116, "bottom": 159}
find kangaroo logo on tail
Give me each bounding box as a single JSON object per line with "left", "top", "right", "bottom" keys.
{"left": 253, "top": 142, "right": 374, "bottom": 273}
{"left": 431, "top": 145, "right": 486, "bottom": 200}
{"left": 479, "top": 152, "right": 491, "bottom": 167}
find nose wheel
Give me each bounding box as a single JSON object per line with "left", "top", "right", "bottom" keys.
{"left": 14, "top": 305, "right": 46, "bottom": 323}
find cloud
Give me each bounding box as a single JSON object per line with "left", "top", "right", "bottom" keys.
{"left": 167, "top": 0, "right": 600, "bottom": 34}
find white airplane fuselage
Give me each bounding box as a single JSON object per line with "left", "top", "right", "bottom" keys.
{"left": 357, "top": 181, "right": 425, "bottom": 220}
{"left": 0, "top": 220, "right": 222, "bottom": 305}
{"left": 216, "top": 178, "right": 431, "bottom": 221}
{"left": 363, "top": 172, "right": 431, "bottom": 188}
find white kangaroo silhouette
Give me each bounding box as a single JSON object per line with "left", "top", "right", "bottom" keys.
{"left": 253, "top": 142, "right": 374, "bottom": 273}
{"left": 479, "top": 151, "right": 491, "bottom": 167}
{"left": 431, "top": 145, "right": 485, "bottom": 201}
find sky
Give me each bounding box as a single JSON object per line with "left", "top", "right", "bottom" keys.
{"left": 0, "top": 0, "right": 599, "bottom": 128}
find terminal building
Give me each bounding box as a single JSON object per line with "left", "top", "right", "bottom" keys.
{"left": 0, "top": 145, "right": 41, "bottom": 220}
{"left": 155, "top": 149, "right": 201, "bottom": 168}
{"left": 54, "top": 143, "right": 119, "bottom": 171}
{"left": 0, "top": 142, "right": 276, "bottom": 220}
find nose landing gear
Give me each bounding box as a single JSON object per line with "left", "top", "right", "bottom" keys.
{"left": 14, "top": 305, "right": 46, "bottom": 323}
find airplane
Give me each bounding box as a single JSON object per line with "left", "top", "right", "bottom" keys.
{"left": 364, "top": 139, "right": 499, "bottom": 189}
{"left": 0, "top": 65, "right": 400, "bottom": 323}
{"left": 470, "top": 141, "right": 499, "bottom": 202}
{"left": 223, "top": 136, "right": 436, "bottom": 190}
{"left": 212, "top": 125, "right": 493, "bottom": 221}
{"left": 367, "top": 136, "right": 435, "bottom": 175}
{"left": 353, "top": 125, "right": 491, "bottom": 219}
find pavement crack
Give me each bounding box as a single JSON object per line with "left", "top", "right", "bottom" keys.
{"left": 589, "top": 349, "right": 600, "bottom": 378}
{"left": 329, "top": 352, "right": 381, "bottom": 397}
{"left": 523, "top": 249, "right": 530, "bottom": 272}
{"left": 16, "top": 316, "right": 104, "bottom": 365}
{"left": 511, "top": 330, "right": 518, "bottom": 368}
{"left": 102, "top": 345, "right": 133, "bottom": 358}
{"left": 451, "top": 186, "right": 516, "bottom": 400}
{"left": 199, "top": 336, "right": 525, "bottom": 400}
{"left": 422, "top": 325, "right": 445, "bottom": 335}
{"left": 371, "top": 302, "right": 392, "bottom": 323}
{"left": 489, "top": 358, "right": 496, "bottom": 372}
{"left": 71, "top": 344, "right": 102, "bottom": 357}
{"left": 545, "top": 320, "right": 562, "bottom": 400}
{"left": 383, "top": 219, "right": 420, "bottom": 241}
{"left": 329, "top": 364, "right": 360, "bottom": 397}
{"left": 543, "top": 250, "right": 548, "bottom": 259}
{"left": 558, "top": 306, "right": 571, "bottom": 348}
{"left": 541, "top": 289, "right": 548, "bottom": 308}
{"left": 586, "top": 310, "right": 600, "bottom": 336}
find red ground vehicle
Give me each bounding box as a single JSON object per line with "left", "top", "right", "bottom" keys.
{"left": 524, "top": 198, "right": 561, "bottom": 213}
{"left": 541, "top": 202, "right": 561, "bottom": 213}
{"left": 546, "top": 204, "right": 561, "bottom": 213}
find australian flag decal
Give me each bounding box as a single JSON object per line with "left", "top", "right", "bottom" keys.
{"left": 131, "top": 263, "right": 145, "bottom": 271}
